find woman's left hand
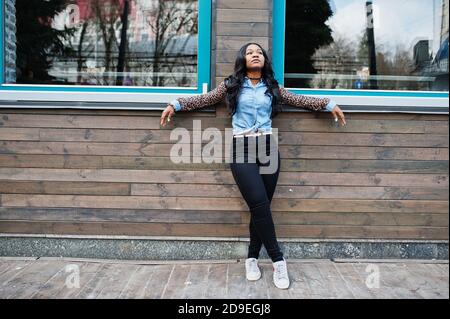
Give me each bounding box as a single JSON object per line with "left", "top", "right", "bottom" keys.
{"left": 331, "top": 105, "right": 347, "bottom": 126}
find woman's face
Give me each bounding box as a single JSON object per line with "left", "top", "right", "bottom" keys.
{"left": 245, "top": 44, "right": 265, "bottom": 71}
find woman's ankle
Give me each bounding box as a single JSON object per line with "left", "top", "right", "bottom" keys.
{"left": 271, "top": 256, "right": 284, "bottom": 263}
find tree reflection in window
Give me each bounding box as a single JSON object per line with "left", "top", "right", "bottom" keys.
{"left": 14, "top": 0, "right": 199, "bottom": 87}
{"left": 284, "top": 0, "right": 449, "bottom": 92}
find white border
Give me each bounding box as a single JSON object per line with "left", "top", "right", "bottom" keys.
{"left": 0, "top": 90, "right": 448, "bottom": 110}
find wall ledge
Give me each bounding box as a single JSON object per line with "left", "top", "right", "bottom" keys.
{"left": 1, "top": 234, "right": 447, "bottom": 260}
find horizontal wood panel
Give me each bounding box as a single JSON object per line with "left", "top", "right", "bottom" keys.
{"left": 2, "top": 128, "right": 448, "bottom": 148}
{"left": 1, "top": 168, "right": 447, "bottom": 187}
{"left": 0, "top": 114, "right": 162, "bottom": 129}
{"left": 2, "top": 141, "right": 447, "bottom": 160}
{"left": 130, "top": 184, "right": 449, "bottom": 200}
{"left": 262, "top": 112, "right": 449, "bottom": 121}
{"left": 216, "top": 22, "right": 269, "bottom": 37}
{"left": 0, "top": 221, "right": 447, "bottom": 239}
{"left": 217, "top": 9, "right": 270, "bottom": 23}
{"left": 0, "top": 208, "right": 243, "bottom": 224}
{"left": 1, "top": 107, "right": 448, "bottom": 121}
{"left": 278, "top": 133, "right": 449, "bottom": 148}
{"left": 216, "top": 37, "right": 270, "bottom": 51}
{"left": 215, "top": 50, "right": 239, "bottom": 64}
{"left": 275, "top": 159, "right": 448, "bottom": 174}
{"left": 0, "top": 181, "right": 130, "bottom": 196}
{"left": 2, "top": 113, "right": 448, "bottom": 133}
{"left": 0, "top": 128, "right": 41, "bottom": 140}
{"left": 271, "top": 212, "right": 449, "bottom": 227}
{"left": 2, "top": 194, "right": 448, "bottom": 213}
{"left": 0, "top": 208, "right": 447, "bottom": 227}
{"left": 217, "top": 0, "right": 270, "bottom": 9}
{"left": 216, "top": 63, "right": 235, "bottom": 77}
{"left": 1, "top": 156, "right": 447, "bottom": 173}
{"left": 271, "top": 119, "right": 449, "bottom": 134}
{"left": 0, "top": 181, "right": 447, "bottom": 200}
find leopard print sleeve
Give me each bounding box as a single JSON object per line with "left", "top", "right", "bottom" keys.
{"left": 279, "top": 86, "right": 330, "bottom": 112}
{"left": 176, "top": 81, "right": 227, "bottom": 112}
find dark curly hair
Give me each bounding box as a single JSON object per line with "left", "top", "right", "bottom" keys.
{"left": 224, "top": 42, "right": 283, "bottom": 119}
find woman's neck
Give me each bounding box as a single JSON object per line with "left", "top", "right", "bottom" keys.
{"left": 246, "top": 71, "right": 262, "bottom": 80}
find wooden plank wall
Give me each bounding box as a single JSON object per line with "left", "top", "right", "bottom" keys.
{"left": 0, "top": 0, "right": 448, "bottom": 240}
{"left": 0, "top": 109, "right": 448, "bottom": 240}
{"left": 215, "top": 0, "right": 271, "bottom": 87}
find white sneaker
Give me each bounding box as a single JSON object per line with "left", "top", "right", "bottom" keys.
{"left": 272, "top": 258, "right": 290, "bottom": 289}
{"left": 245, "top": 258, "right": 261, "bottom": 281}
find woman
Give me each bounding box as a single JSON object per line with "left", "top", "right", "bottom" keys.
{"left": 160, "top": 43, "right": 347, "bottom": 290}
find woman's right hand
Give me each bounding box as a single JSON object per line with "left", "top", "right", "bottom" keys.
{"left": 160, "top": 104, "right": 175, "bottom": 127}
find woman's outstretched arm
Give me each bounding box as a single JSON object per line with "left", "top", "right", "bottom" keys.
{"left": 160, "top": 81, "right": 227, "bottom": 126}
{"left": 171, "top": 81, "right": 227, "bottom": 112}
{"left": 279, "top": 86, "right": 336, "bottom": 112}
{"left": 279, "top": 86, "right": 346, "bottom": 126}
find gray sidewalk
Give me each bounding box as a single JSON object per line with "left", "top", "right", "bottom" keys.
{"left": 0, "top": 257, "right": 448, "bottom": 299}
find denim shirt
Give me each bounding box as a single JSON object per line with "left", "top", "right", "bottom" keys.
{"left": 170, "top": 77, "right": 337, "bottom": 136}
{"left": 231, "top": 77, "right": 274, "bottom": 135}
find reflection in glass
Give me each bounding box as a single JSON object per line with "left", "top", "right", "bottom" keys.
{"left": 285, "top": 0, "right": 449, "bottom": 92}
{"left": 8, "top": 0, "right": 199, "bottom": 87}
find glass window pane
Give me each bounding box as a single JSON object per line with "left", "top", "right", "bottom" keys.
{"left": 284, "top": 0, "right": 449, "bottom": 92}
{"left": 5, "top": 0, "right": 199, "bottom": 87}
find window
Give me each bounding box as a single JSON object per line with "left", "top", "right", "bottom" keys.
{"left": 286, "top": 0, "right": 449, "bottom": 92}
{"left": 273, "top": 0, "right": 449, "bottom": 111}
{"left": 0, "top": 0, "right": 212, "bottom": 104}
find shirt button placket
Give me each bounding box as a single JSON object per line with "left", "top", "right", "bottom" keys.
{"left": 251, "top": 85, "right": 256, "bottom": 130}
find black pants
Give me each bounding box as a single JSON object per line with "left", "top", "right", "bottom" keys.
{"left": 229, "top": 134, "right": 283, "bottom": 262}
